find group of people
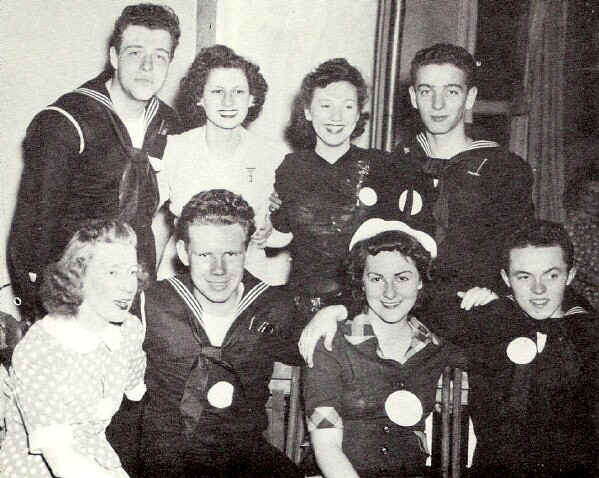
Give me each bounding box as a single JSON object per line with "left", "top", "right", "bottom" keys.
{"left": 1, "top": 3, "right": 597, "bottom": 478}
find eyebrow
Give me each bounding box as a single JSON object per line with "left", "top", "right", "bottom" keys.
{"left": 416, "top": 83, "right": 464, "bottom": 90}
{"left": 512, "top": 266, "right": 562, "bottom": 275}
{"left": 123, "top": 45, "right": 170, "bottom": 55}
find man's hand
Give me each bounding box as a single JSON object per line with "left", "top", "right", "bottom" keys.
{"left": 251, "top": 216, "right": 273, "bottom": 248}
{"left": 299, "top": 305, "right": 348, "bottom": 367}
{"left": 457, "top": 287, "right": 498, "bottom": 310}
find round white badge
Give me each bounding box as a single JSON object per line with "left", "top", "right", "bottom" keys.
{"left": 398, "top": 190, "right": 423, "bottom": 215}
{"left": 506, "top": 337, "right": 537, "bottom": 365}
{"left": 384, "top": 390, "right": 423, "bottom": 427}
{"left": 358, "top": 187, "right": 378, "bottom": 206}
{"left": 207, "top": 381, "right": 234, "bottom": 408}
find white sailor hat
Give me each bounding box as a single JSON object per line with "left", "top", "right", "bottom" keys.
{"left": 349, "top": 218, "right": 437, "bottom": 259}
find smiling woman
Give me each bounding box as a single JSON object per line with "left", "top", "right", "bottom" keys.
{"left": 271, "top": 59, "right": 436, "bottom": 318}
{"left": 155, "top": 44, "right": 291, "bottom": 286}
{"left": 0, "top": 219, "right": 147, "bottom": 478}
{"left": 303, "top": 218, "right": 463, "bottom": 478}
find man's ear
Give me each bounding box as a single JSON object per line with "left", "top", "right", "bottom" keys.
{"left": 109, "top": 47, "right": 119, "bottom": 71}
{"left": 409, "top": 86, "right": 418, "bottom": 109}
{"left": 465, "top": 86, "right": 478, "bottom": 110}
{"left": 176, "top": 240, "right": 190, "bottom": 267}
{"left": 566, "top": 266, "right": 577, "bottom": 286}
{"left": 500, "top": 269, "right": 511, "bottom": 289}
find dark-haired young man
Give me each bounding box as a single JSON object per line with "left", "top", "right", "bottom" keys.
{"left": 8, "top": 3, "right": 181, "bottom": 320}
{"left": 137, "top": 189, "right": 304, "bottom": 478}
{"left": 430, "top": 221, "right": 599, "bottom": 477}
{"left": 400, "top": 42, "right": 535, "bottom": 290}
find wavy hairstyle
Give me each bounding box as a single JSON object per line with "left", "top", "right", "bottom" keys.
{"left": 175, "top": 189, "right": 256, "bottom": 248}
{"left": 285, "top": 58, "right": 370, "bottom": 151}
{"left": 176, "top": 45, "right": 268, "bottom": 130}
{"left": 109, "top": 3, "right": 181, "bottom": 57}
{"left": 346, "top": 230, "right": 432, "bottom": 313}
{"left": 40, "top": 219, "right": 147, "bottom": 316}
{"left": 410, "top": 43, "right": 477, "bottom": 89}
{"left": 501, "top": 220, "right": 575, "bottom": 272}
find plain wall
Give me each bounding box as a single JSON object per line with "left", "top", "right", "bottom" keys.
{"left": 215, "top": 0, "right": 378, "bottom": 147}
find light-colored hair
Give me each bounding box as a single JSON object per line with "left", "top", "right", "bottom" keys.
{"left": 41, "top": 219, "right": 145, "bottom": 315}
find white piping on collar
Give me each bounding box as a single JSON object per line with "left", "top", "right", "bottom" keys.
{"left": 75, "top": 87, "right": 160, "bottom": 132}
{"left": 166, "top": 276, "right": 270, "bottom": 330}
{"left": 415, "top": 132, "right": 499, "bottom": 158}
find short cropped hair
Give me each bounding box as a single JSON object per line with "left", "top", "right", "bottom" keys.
{"left": 175, "top": 189, "right": 256, "bottom": 248}
{"left": 176, "top": 45, "right": 268, "bottom": 130}
{"left": 40, "top": 219, "right": 147, "bottom": 316}
{"left": 109, "top": 3, "right": 181, "bottom": 57}
{"left": 501, "top": 221, "right": 574, "bottom": 271}
{"left": 346, "top": 230, "right": 432, "bottom": 311}
{"left": 410, "top": 43, "right": 476, "bottom": 89}
{"left": 285, "top": 58, "right": 370, "bottom": 150}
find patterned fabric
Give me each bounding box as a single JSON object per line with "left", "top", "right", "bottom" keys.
{"left": 0, "top": 315, "right": 145, "bottom": 477}
{"left": 304, "top": 313, "right": 463, "bottom": 476}
{"left": 307, "top": 406, "right": 343, "bottom": 432}
{"left": 564, "top": 211, "right": 599, "bottom": 311}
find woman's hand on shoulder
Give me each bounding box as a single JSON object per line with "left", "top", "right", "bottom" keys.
{"left": 457, "top": 287, "right": 498, "bottom": 310}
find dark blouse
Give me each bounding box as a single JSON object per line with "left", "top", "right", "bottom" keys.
{"left": 272, "top": 146, "right": 435, "bottom": 297}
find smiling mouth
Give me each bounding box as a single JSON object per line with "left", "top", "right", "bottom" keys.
{"left": 530, "top": 299, "right": 550, "bottom": 308}
{"left": 209, "top": 281, "right": 229, "bottom": 291}
{"left": 381, "top": 302, "right": 402, "bottom": 309}
{"left": 325, "top": 125, "right": 345, "bottom": 134}
{"left": 219, "top": 110, "right": 238, "bottom": 118}
{"left": 430, "top": 115, "right": 448, "bottom": 122}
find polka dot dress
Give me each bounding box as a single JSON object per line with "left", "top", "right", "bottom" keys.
{"left": 0, "top": 315, "right": 146, "bottom": 477}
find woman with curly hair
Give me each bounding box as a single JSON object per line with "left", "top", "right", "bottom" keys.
{"left": 272, "top": 59, "right": 435, "bottom": 318}
{"left": 156, "top": 44, "right": 290, "bottom": 285}
{"left": 303, "top": 219, "right": 463, "bottom": 478}
{"left": 0, "top": 219, "right": 147, "bottom": 478}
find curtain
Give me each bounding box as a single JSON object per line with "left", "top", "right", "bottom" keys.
{"left": 370, "top": 0, "right": 405, "bottom": 152}
{"left": 510, "top": 0, "right": 568, "bottom": 222}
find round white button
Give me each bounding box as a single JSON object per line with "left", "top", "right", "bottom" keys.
{"left": 207, "top": 381, "right": 234, "bottom": 408}
{"left": 384, "top": 390, "right": 423, "bottom": 427}
{"left": 506, "top": 337, "right": 537, "bottom": 365}
{"left": 398, "top": 190, "right": 423, "bottom": 215}
{"left": 359, "top": 187, "right": 378, "bottom": 206}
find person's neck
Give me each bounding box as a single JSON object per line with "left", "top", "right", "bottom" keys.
{"left": 205, "top": 122, "right": 243, "bottom": 160}
{"left": 424, "top": 125, "right": 472, "bottom": 159}
{"left": 368, "top": 311, "right": 412, "bottom": 361}
{"left": 193, "top": 288, "right": 239, "bottom": 318}
{"left": 315, "top": 141, "right": 351, "bottom": 164}
{"left": 107, "top": 78, "right": 148, "bottom": 121}
{"left": 75, "top": 303, "right": 107, "bottom": 334}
